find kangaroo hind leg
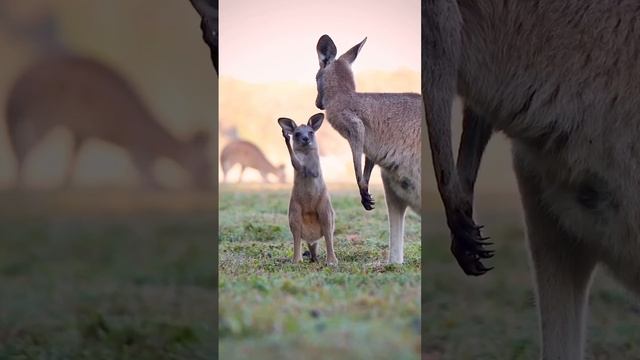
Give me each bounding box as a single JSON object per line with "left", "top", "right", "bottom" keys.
{"left": 381, "top": 171, "right": 408, "bottom": 264}
{"left": 514, "top": 152, "right": 597, "bottom": 360}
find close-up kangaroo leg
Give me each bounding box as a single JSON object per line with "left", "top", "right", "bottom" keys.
{"left": 514, "top": 151, "right": 597, "bottom": 360}
{"left": 318, "top": 201, "right": 338, "bottom": 265}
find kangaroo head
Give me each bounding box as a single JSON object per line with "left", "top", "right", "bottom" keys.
{"left": 186, "top": 130, "right": 213, "bottom": 189}
{"left": 278, "top": 113, "right": 324, "bottom": 153}
{"left": 315, "top": 34, "right": 367, "bottom": 110}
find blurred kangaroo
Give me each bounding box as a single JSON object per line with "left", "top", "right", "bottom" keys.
{"left": 6, "top": 56, "right": 213, "bottom": 189}
{"left": 278, "top": 113, "right": 337, "bottom": 265}
{"left": 315, "top": 35, "right": 421, "bottom": 264}
{"left": 3, "top": 4, "right": 212, "bottom": 190}
{"left": 424, "top": 1, "right": 640, "bottom": 358}
{"left": 220, "top": 140, "right": 285, "bottom": 183}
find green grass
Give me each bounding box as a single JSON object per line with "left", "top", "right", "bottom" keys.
{"left": 218, "top": 184, "right": 421, "bottom": 360}
{"left": 0, "top": 190, "right": 216, "bottom": 359}
{"left": 3, "top": 187, "right": 637, "bottom": 359}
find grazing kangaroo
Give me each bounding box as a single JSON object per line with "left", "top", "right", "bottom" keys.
{"left": 278, "top": 113, "right": 337, "bottom": 265}
{"left": 6, "top": 55, "right": 213, "bottom": 189}
{"left": 424, "top": 1, "right": 640, "bottom": 358}
{"left": 315, "top": 35, "right": 421, "bottom": 264}
{"left": 219, "top": 139, "right": 286, "bottom": 183}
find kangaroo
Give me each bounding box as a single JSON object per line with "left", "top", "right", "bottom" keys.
{"left": 219, "top": 139, "right": 285, "bottom": 183}
{"left": 315, "top": 35, "right": 422, "bottom": 264}
{"left": 278, "top": 113, "right": 337, "bottom": 265}
{"left": 6, "top": 55, "right": 213, "bottom": 189}
{"left": 424, "top": 1, "right": 640, "bottom": 358}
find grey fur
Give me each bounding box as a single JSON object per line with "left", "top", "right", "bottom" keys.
{"left": 423, "top": 1, "right": 640, "bottom": 358}
{"left": 278, "top": 113, "right": 338, "bottom": 265}
{"left": 315, "top": 35, "right": 422, "bottom": 264}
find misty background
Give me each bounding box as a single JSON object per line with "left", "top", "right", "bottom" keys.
{"left": 0, "top": 0, "right": 216, "bottom": 189}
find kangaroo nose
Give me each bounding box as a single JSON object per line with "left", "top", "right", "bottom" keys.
{"left": 301, "top": 136, "right": 309, "bottom": 143}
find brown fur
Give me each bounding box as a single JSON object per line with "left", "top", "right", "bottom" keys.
{"left": 5, "top": 55, "right": 212, "bottom": 189}
{"left": 220, "top": 139, "right": 285, "bottom": 183}
{"left": 278, "top": 113, "right": 337, "bottom": 265}
{"left": 316, "top": 35, "right": 421, "bottom": 264}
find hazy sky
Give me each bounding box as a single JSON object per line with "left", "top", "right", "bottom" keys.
{"left": 220, "top": 0, "right": 420, "bottom": 83}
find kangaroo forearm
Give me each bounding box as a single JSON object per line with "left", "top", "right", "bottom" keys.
{"left": 347, "top": 120, "right": 366, "bottom": 188}
{"left": 289, "top": 156, "right": 303, "bottom": 172}
{"left": 350, "top": 145, "right": 365, "bottom": 187}
{"left": 423, "top": 0, "right": 465, "bottom": 217}
{"left": 363, "top": 156, "right": 375, "bottom": 186}
{"left": 285, "top": 141, "right": 303, "bottom": 171}
{"left": 425, "top": 97, "right": 463, "bottom": 218}
{"left": 456, "top": 107, "right": 493, "bottom": 204}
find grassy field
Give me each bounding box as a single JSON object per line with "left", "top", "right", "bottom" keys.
{"left": 2, "top": 186, "right": 637, "bottom": 359}
{"left": 218, "top": 183, "right": 421, "bottom": 360}
{"left": 0, "top": 190, "right": 217, "bottom": 359}
{"left": 219, "top": 185, "right": 640, "bottom": 360}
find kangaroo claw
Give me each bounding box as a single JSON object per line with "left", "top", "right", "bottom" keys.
{"left": 359, "top": 188, "right": 375, "bottom": 211}
{"left": 448, "top": 208, "right": 494, "bottom": 276}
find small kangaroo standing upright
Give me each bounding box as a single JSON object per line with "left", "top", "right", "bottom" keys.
{"left": 278, "top": 113, "right": 338, "bottom": 265}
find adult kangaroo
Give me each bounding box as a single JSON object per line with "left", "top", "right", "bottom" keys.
{"left": 220, "top": 139, "right": 285, "bottom": 183}
{"left": 423, "top": 1, "right": 640, "bottom": 359}
{"left": 6, "top": 55, "right": 213, "bottom": 189}
{"left": 315, "top": 35, "right": 422, "bottom": 264}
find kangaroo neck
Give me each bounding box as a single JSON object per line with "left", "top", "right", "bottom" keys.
{"left": 295, "top": 150, "right": 321, "bottom": 176}
{"left": 323, "top": 86, "right": 355, "bottom": 110}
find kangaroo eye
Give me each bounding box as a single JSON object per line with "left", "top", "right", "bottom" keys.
{"left": 308, "top": 131, "right": 314, "bottom": 136}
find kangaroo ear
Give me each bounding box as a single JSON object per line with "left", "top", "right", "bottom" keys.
{"left": 317, "top": 34, "right": 337, "bottom": 67}
{"left": 339, "top": 37, "right": 367, "bottom": 64}
{"left": 277, "top": 117, "right": 297, "bottom": 134}
{"left": 307, "top": 113, "right": 324, "bottom": 131}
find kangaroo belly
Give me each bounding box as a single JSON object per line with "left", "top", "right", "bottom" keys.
{"left": 300, "top": 212, "right": 323, "bottom": 241}
{"left": 513, "top": 140, "right": 640, "bottom": 283}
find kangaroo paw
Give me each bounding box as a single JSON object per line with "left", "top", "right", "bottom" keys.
{"left": 359, "top": 188, "right": 375, "bottom": 210}
{"left": 448, "top": 209, "right": 494, "bottom": 276}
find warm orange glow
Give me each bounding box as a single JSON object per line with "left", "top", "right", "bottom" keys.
{"left": 219, "top": 0, "right": 420, "bottom": 184}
